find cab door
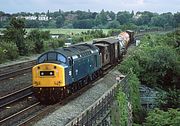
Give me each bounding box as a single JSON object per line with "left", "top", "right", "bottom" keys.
{"left": 68, "top": 57, "right": 74, "bottom": 83}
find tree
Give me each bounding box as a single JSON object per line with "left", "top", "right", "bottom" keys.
{"left": 25, "top": 20, "right": 39, "bottom": 28}
{"left": 108, "top": 11, "right": 116, "bottom": 20}
{"left": 73, "top": 19, "right": 94, "bottom": 29}
{"left": 119, "top": 32, "right": 180, "bottom": 89}
{"left": 157, "top": 87, "right": 180, "bottom": 110}
{"left": 117, "top": 11, "right": 131, "bottom": 25}
{"left": 144, "top": 108, "right": 180, "bottom": 126}
{"left": 95, "top": 9, "right": 108, "bottom": 25}
{"left": 106, "top": 20, "right": 120, "bottom": 29}
{"left": 56, "top": 15, "right": 65, "bottom": 28}
{"left": 174, "top": 12, "right": 180, "bottom": 27}
{"left": 3, "top": 17, "right": 27, "bottom": 55}
{"left": 27, "top": 29, "right": 46, "bottom": 53}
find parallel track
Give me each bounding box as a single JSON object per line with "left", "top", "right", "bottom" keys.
{"left": 17, "top": 66, "right": 114, "bottom": 126}
{"left": 0, "top": 102, "right": 40, "bottom": 125}
{"left": 0, "top": 86, "right": 32, "bottom": 109}
{"left": 0, "top": 60, "right": 36, "bottom": 81}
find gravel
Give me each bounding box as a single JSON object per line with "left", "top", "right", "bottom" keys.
{"left": 0, "top": 54, "right": 38, "bottom": 97}
{"left": 0, "top": 54, "right": 39, "bottom": 68}
{"left": 34, "top": 68, "right": 121, "bottom": 126}
{"left": 0, "top": 73, "right": 32, "bottom": 97}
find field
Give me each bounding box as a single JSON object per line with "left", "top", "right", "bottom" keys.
{"left": 0, "top": 28, "right": 110, "bottom": 35}
{"left": 27, "top": 28, "right": 110, "bottom": 35}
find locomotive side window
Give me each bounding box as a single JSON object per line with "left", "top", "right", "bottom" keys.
{"left": 38, "top": 54, "right": 47, "bottom": 63}
{"left": 57, "top": 54, "right": 66, "bottom": 63}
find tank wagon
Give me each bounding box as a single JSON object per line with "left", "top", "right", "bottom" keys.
{"left": 32, "top": 30, "right": 134, "bottom": 103}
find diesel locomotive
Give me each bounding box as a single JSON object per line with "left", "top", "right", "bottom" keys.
{"left": 32, "top": 30, "right": 134, "bottom": 103}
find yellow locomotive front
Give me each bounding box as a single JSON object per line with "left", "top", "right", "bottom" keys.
{"left": 32, "top": 63, "right": 65, "bottom": 87}
{"left": 32, "top": 63, "right": 65, "bottom": 103}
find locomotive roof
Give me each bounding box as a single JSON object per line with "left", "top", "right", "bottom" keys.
{"left": 93, "top": 38, "right": 119, "bottom": 44}
{"left": 54, "top": 43, "right": 99, "bottom": 58}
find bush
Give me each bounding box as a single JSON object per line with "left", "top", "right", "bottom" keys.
{"left": 0, "top": 42, "right": 19, "bottom": 60}
{"left": 72, "top": 36, "right": 84, "bottom": 44}
{"left": 44, "top": 38, "right": 65, "bottom": 51}
{"left": 57, "top": 38, "right": 65, "bottom": 47}
{"left": 25, "top": 39, "right": 35, "bottom": 54}
{"left": 116, "top": 91, "right": 128, "bottom": 125}
{"left": 144, "top": 108, "right": 180, "bottom": 126}
{"left": 156, "top": 87, "right": 180, "bottom": 110}
{"left": 107, "top": 29, "right": 122, "bottom": 36}
{"left": 27, "top": 29, "right": 51, "bottom": 53}
{"left": 0, "top": 47, "right": 6, "bottom": 63}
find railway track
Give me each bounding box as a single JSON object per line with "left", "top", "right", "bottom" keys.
{"left": 0, "top": 86, "right": 32, "bottom": 109}
{"left": 0, "top": 85, "right": 41, "bottom": 126}
{"left": 0, "top": 82, "right": 95, "bottom": 126}
{"left": 0, "top": 65, "right": 114, "bottom": 126}
{"left": 0, "top": 60, "right": 36, "bottom": 81}
{"left": 17, "top": 66, "right": 115, "bottom": 126}
{"left": 0, "top": 102, "right": 41, "bottom": 125}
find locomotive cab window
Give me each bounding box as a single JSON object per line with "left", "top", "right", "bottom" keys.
{"left": 38, "top": 54, "right": 47, "bottom": 63}
{"left": 38, "top": 52, "right": 66, "bottom": 64}
{"left": 48, "top": 52, "right": 56, "bottom": 61}
{"left": 57, "top": 54, "right": 66, "bottom": 63}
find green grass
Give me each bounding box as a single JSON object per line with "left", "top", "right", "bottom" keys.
{"left": 0, "top": 28, "right": 110, "bottom": 35}
{"left": 26, "top": 28, "right": 110, "bottom": 35}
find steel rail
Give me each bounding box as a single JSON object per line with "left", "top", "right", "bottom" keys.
{"left": 0, "top": 86, "right": 33, "bottom": 108}
{"left": 0, "top": 102, "right": 40, "bottom": 124}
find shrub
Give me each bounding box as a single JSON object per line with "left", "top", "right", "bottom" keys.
{"left": 44, "top": 38, "right": 65, "bottom": 51}
{"left": 144, "top": 108, "right": 180, "bottom": 126}
{"left": 0, "top": 42, "right": 19, "bottom": 60}
{"left": 107, "top": 29, "right": 122, "bottom": 36}
{"left": 25, "top": 39, "right": 35, "bottom": 54}
{"left": 0, "top": 46, "right": 6, "bottom": 63}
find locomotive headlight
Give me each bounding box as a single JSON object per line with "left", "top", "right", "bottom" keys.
{"left": 50, "top": 72, "right": 53, "bottom": 75}
{"left": 41, "top": 72, "right": 44, "bottom": 76}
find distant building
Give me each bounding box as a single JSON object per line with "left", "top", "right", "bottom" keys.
{"left": 38, "top": 15, "right": 49, "bottom": 21}
{"left": 133, "top": 14, "right": 142, "bottom": 19}
{"left": 18, "top": 15, "right": 37, "bottom": 20}
{"left": 50, "top": 34, "right": 60, "bottom": 38}
{"left": 16, "top": 15, "right": 37, "bottom": 20}
{"left": 106, "top": 15, "right": 112, "bottom": 21}
{"left": 16, "top": 14, "right": 51, "bottom": 21}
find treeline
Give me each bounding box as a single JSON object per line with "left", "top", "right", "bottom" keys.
{"left": 118, "top": 30, "right": 180, "bottom": 125}
{"left": 0, "top": 10, "right": 180, "bottom": 30}
{"left": 0, "top": 18, "right": 109, "bottom": 63}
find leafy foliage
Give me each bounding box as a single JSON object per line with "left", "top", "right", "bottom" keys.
{"left": 156, "top": 87, "right": 180, "bottom": 110}
{"left": 119, "top": 30, "right": 180, "bottom": 124}
{"left": 119, "top": 31, "right": 180, "bottom": 89}
{"left": 27, "top": 29, "right": 50, "bottom": 53}
{"left": 116, "top": 91, "right": 128, "bottom": 126}
{"left": 3, "top": 17, "right": 27, "bottom": 55}
{"left": 1, "top": 10, "right": 180, "bottom": 29}
{"left": 0, "top": 41, "right": 19, "bottom": 60}
{"left": 144, "top": 108, "right": 180, "bottom": 126}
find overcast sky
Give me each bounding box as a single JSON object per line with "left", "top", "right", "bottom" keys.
{"left": 0, "top": 0, "right": 180, "bottom": 14}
